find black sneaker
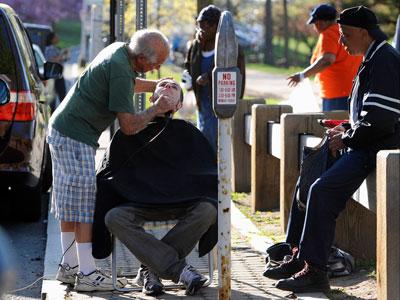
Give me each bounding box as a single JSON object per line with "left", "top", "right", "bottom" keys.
{"left": 141, "top": 267, "right": 164, "bottom": 296}
{"left": 275, "top": 262, "right": 331, "bottom": 293}
{"left": 263, "top": 255, "right": 305, "bottom": 280}
{"left": 179, "top": 265, "right": 207, "bottom": 295}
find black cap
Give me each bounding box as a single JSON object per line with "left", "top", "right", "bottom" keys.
{"left": 337, "top": 6, "right": 388, "bottom": 41}
{"left": 196, "top": 5, "right": 221, "bottom": 24}
{"left": 307, "top": 4, "right": 337, "bottom": 25}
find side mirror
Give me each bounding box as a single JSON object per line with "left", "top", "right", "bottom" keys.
{"left": 0, "top": 79, "right": 10, "bottom": 106}
{"left": 43, "top": 62, "right": 63, "bottom": 80}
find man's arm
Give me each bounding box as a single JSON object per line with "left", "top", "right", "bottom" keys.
{"left": 238, "top": 45, "right": 246, "bottom": 99}
{"left": 117, "top": 95, "right": 177, "bottom": 135}
{"left": 134, "top": 78, "right": 158, "bottom": 93}
{"left": 287, "top": 53, "right": 336, "bottom": 87}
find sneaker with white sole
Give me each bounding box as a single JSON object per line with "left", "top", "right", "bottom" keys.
{"left": 56, "top": 263, "right": 78, "bottom": 284}
{"left": 74, "top": 269, "right": 127, "bottom": 292}
{"left": 179, "top": 265, "right": 207, "bottom": 295}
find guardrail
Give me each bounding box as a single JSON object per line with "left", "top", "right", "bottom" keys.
{"left": 377, "top": 150, "right": 400, "bottom": 300}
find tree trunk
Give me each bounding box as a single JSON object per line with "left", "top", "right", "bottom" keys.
{"left": 197, "top": 0, "right": 213, "bottom": 14}
{"left": 334, "top": 0, "right": 342, "bottom": 12}
{"left": 264, "top": 0, "right": 274, "bottom": 65}
{"left": 283, "top": 0, "right": 289, "bottom": 67}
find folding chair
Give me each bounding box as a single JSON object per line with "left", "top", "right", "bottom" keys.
{"left": 111, "top": 220, "right": 214, "bottom": 292}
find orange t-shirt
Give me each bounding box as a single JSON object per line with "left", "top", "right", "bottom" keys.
{"left": 311, "top": 24, "right": 362, "bottom": 99}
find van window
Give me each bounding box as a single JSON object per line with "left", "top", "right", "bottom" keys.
{"left": 0, "top": 15, "right": 18, "bottom": 91}
{"left": 13, "top": 16, "right": 39, "bottom": 78}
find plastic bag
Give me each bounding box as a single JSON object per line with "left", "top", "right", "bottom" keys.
{"left": 282, "top": 78, "right": 320, "bottom": 113}
{"left": 177, "top": 90, "right": 197, "bottom": 120}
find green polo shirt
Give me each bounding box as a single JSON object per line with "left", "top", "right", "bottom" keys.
{"left": 50, "top": 42, "right": 136, "bottom": 148}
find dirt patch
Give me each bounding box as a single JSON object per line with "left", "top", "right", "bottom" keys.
{"left": 232, "top": 192, "right": 377, "bottom": 300}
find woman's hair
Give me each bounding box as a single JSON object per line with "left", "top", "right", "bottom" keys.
{"left": 46, "top": 32, "right": 56, "bottom": 46}
{"left": 128, "top": 29, "right": 169, "bottom": 63}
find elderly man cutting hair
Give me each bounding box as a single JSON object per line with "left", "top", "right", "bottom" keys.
{"left": 48, "top": 29, "right": 178, "bottom": 292}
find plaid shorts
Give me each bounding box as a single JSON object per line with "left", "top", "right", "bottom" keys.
{"left": 47, "top": 127, "right": 97, "bottom": 223}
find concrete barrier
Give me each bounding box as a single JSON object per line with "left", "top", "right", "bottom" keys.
{"left": 377, "top": 150, "right": 400, "bottom": 300}
{"left": 249, "top": 104, "right": 292, "bottom": 211}
{"left": 231, "top": 99, "right": 265, "bottom": 192}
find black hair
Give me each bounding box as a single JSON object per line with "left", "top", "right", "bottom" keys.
{"left": 46, "top": 32, "right": 56, "bottom": 46}
{"left": 179, "top": 89, "right": 184, "bottom": 103}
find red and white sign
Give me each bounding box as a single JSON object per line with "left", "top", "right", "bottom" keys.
{"left": 216, "top": 71, "right": 237, "bottom": 105}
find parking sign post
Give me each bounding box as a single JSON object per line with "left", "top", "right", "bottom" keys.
{"left": 213, "top": 11, "right": 241, "bottom": 300}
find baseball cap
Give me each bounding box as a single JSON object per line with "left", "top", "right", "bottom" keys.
{"left": 337, "top": 6, "right": 388, "bottom": 41}
{"left": 196, "top": 5, "right": 221, "bottom": 24}
{"left": 307, "top": 4, "right": 337, "bottom": 24}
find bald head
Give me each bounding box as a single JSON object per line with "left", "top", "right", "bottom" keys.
{"left": 128, "top": 29, "right": 170, "bottom": 66}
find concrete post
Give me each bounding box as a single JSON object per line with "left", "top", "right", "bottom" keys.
{"left": 89, "top": 4, "right": 104, "bottom": 61}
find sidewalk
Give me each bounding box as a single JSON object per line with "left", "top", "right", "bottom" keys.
{"left": 41, "top": 130, "right": 330, "bottom": 300}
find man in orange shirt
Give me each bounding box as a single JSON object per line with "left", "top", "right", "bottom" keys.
{"left": 287, "top": 4, "right": 362, "bottom": 111}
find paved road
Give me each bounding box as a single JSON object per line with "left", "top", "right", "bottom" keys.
{"left": 1, "top": 193, "right": 49, "bottom": 299}
{"left": 245, "top": 68, "right": 320, "bottom": 102}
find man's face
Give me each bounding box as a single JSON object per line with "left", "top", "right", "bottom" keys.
{"left": 135, "top": 47, "right": 169, "bottom": 73}
{"left": 339, "top": 25, "right": 367, "bottom": 56}
{"left": 153, "top": 79, "right": 181, "bottom": 105}
{"left": 195, "top": 20, "right": 217, "bottom": 44}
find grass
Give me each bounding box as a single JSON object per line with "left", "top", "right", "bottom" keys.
{"left": 356, "top": 259, "right": 376, "bottom": 278}
{"left": 54, "top": 19, "right": 81, "bottom": 48}
{"left": 231, "top": 192, "right": 285, "bottom": 243}
{"left": 247, "top": 63, "right": 302, "bottom": 76}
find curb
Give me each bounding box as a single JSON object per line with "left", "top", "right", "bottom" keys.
{"left": 230, "top": 200, "right": 274, "bottom": 254}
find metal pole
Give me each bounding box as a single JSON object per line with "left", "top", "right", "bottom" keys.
{"left": 109, "top": 0, "right": 116, "bottom": 44}
{"left": 116, "top": 0, "right": 125, "bottom": 42}
{"left": 217, "top": 118, "right": 232, "bottom": 299}
{"left": 135, "top": 0, "right": 147, "bottom": 112}
{"left": 213, "top": 11, "right": 240, "bottom": 300}
{"left": 110, "top": 0, "right": 125, "bottom": 137}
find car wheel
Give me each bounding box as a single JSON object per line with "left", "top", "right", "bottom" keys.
{"left": 18, "top": 184, "right": 42, "bottom": 222}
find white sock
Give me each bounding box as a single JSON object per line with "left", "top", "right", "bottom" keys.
{"left": 61, "top": 232, "right": 78, "bottom": 267}
{"left": 76, "top": 242, "right": 97, "bottom": 275}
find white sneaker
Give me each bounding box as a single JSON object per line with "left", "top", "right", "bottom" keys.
{"left": 56, "top": 263, "right": 78, "bottom": 284}
{"left": 179, "top": 265, "right": 207, "bottom": 295}
{"left": 74, "top": 269, "right": 127, "bottom": 292}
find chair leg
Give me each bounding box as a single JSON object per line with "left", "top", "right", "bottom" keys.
{"left": 203, "top": 250, "right": 214, "bottom": 287}
{"left": 112, "top": 235, "right": 142, "bottom": 292}
{"left": 111, "top": 233, "right": 214, "bottom": 292}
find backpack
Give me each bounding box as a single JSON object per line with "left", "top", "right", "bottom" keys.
{"left": 296, "top": 135, "right": 337, "bottom": 211}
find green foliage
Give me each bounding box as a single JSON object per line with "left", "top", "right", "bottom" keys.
{"left": 231, "top": 192, "right": 248, "bottom": 201}
{"left": 54, "top": 19, "right": 81, "bottom": 48}
{"left": 356, "top": 259, "right": 376, "bottom": 278}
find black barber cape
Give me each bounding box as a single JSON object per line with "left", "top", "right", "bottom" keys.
{"left": 92, "top": 117, "right": 218, "bottom": 259}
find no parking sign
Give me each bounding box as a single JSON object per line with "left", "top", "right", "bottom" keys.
{"left": 212, "top": 66, "right": 241, "bottom": 118}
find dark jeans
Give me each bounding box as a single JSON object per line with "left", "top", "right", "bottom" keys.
{"left": 322, "top": 96, "right": 348, "bottom": 111}
{"left": 286, "top": 149, "right": 375, "bottom": 267}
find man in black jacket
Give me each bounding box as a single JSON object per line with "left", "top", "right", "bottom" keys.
{"left": 264, "top": 6, "right": 400, "bottom": 293}
{"left": 183, "top": 5, "right": 246, "bottom": 153}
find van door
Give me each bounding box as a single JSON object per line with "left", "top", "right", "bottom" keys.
{"left": 11, "top": 15, "right": 49, "bottom": 178}
{"left": 0, "top": 13, "right": 19, "bottom": 157}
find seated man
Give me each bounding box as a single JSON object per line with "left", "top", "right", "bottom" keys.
{"left": 92, "top": 79, "right": 218, "bottom": 296}
{"left": 264, "top": 6, "right": 400, "bottom": 293}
